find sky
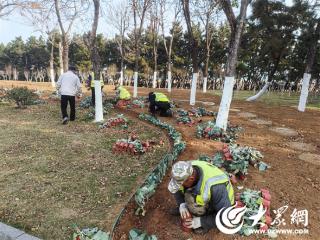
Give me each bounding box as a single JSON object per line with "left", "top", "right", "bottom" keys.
{"left": 0, "top": 0, "right": 294, "bottom": 45}
{"left": 0, "top": 11, "right": 117, "bottom": 44}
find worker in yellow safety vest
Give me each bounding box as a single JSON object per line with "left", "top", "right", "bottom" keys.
{"left": 148, "top": 92, "right": 172, "bottom": 117}
{"left": 115, "top": 85, "right": 131, "bottom": 107}
{"left": 168, "top": 160, "right": 234, "bottom": 234}
{"left": 115, "top": 85, "right": 131, "bottom": 101}
{"left": 86, "top": 71, "right": 104, "bottom": 106}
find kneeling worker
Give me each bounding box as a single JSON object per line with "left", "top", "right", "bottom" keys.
{"left": 168, "top": 160, "right": 234, "bottom": 234}
{"left": 115, "top": 85, "right": 131, "bottom": 107}
{"left": 86, "top": 71, "right": 104, "bottom": 106}
{"left": 148, "top": 92, "right": 172, "bottom": 117}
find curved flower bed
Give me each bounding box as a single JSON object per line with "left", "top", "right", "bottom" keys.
{"left": 111, "top": 114, "right": 186, "bottom": 236}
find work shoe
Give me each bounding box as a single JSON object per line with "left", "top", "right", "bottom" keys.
{"left": 193, "top": 227, "right": 209, "bottom": 235}
{"left": 168, "top": 207, "right": 180, "bottom": 216}
{"left": 62, "top": 117, "right": 69, "bottom": 125}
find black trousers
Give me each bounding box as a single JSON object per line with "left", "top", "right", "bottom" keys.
{"left": 61, "top": 95, "right": 75, "bottom": 120}
{"left": 150, "top": 101, "right": 171, "bottom": 117}
{"left": 91, "top": 87, "right": 95, "bottom": 106}
{"left": 91, "top": 87, "right": 104, "bottom": 106}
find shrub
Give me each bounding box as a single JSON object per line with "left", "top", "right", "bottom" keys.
{"left": 6, "top": 87, "right": 39, "bottom": 108}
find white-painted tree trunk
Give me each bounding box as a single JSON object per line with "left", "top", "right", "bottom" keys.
{"left": 152, "top": 71, "right": 157, "bottom": 88}
{"left": 94, "top": 80, "right": 104, "bottom": 122}
{"left": 133, "top": 71, "right": 138, "bottom": 97}
{"left": 58, "top": 42, "right": 64, "bottom": 75}
{"left": 203, "top": 77, "right": 207, "bottom": 93}
{"left": 246, "top": 82, "right": 270, "bottom": 101}
{"left": 216, "top": 76, "right": 235, "bottom": 130}
{"left": 189, "top": 73, "right": 198, "bottom": 105}
{"left": 120, "top": 69, "right": 124, "bottom": 86}
{"left": 50, "top": 68, "right": 55, "bottom": 88}
{"left": 167, "top": 71, "right": 172, "bottom": 92}
{"left": 298, "top": 73, "right": 311, "bottom": 112}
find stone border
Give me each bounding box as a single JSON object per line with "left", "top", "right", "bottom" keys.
{"left": 0, "top": 223, "right": 40, "bottom": 240}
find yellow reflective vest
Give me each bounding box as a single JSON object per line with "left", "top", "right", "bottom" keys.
{"left": 154, "top": 92, "right": 169, "bottom": 102}
{"left": 190, "top": 160, "right": 234, "bottom": 206}
{"left": 90, "top": 72, "right": 104, "bottom": 88}
{"left": 118, "top": 86, "right": 131, "bottom": 100}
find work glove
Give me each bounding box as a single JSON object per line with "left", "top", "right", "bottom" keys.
{"left": 179, "top": 203, "right": 191, "bottom": 219}
{"left": 184, "top": 217, "right": 201, "bottom": 229}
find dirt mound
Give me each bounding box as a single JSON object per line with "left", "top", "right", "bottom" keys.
{"left": 287, "top": 142, "right": 317, "bottom": 152}
{"left": 299, "top": 153, "right": 320, "bottom": 165}
{"left": 270, "top": 127, "right": 299, "bottom": 137}
{"left": 237, "top": 112, "right": 257, "bottom": 118}
{"left": 249, "top": 118, "right": 272, "bottom": 125}
{"left": 201, "top": 101, "right": 215, "bottom": 106}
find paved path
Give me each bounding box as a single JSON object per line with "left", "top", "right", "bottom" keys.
{"left": 0, "top": 223, "right": 40, "bottom": 240}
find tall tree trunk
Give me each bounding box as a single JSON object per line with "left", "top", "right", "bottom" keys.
{"left": 90, "top": 0, "right": 101, "bottom": 78}
{"left": 50, "top": 43, "right": 55, "bottom": 87}
{"left": 133, "top": 0, "right": 139, "bottom": 97}
{"left": 216, "top": 0, "right": 249, "bottom": 130}
{"left": 151, "top": 8, "right": 159, "bottom": 89}
{"left": 163, "top": 28, "right": 174, "bottom": 92}
{"left": 133, "top": 46, "right": 140, "bottom": 97}
{"left": 90, "top": 0, "right": 103, "bottom": 122}
{"left": 167, "top": 57, "right": 172, "bottom": 92}
{"left": 152, "top": 39, "right": 158, "bottom": 88}
{"left": 202, "top": 7, "right": 215, "bottom": 93}
{"left": 120, "top": 58, "right": 124, "bottom": 85}
{"left": 62, "top": 36, "right": 69, "bottom": 72}
{"left": 54, "top": 0, "right": 73, "bottom": 73}
{"left": 203, "top": 52, "right": 210, "bottom": 93}
{"left": 58, "top": 41, "right": 64, "bottom": 75}
{"left": 298, "top": 19, "right": 320, "bottom": 112}
{"left": 181, "top": 0, "right": 199, "bottom": 105}
{"left": 132, "top": 0, "right": 150, "bottom": 97}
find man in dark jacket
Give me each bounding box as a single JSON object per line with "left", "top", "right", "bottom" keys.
{"left": 168, "top": 160, "right": 234, "bottom": 234}
{"left": 148, "top": 92, "right": 172, "bottom": 117}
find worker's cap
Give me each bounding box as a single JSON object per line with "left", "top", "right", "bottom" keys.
{"left": 145, "top": 92, "right": 154, "bottom": 102}
{"left": 168, "top": 161, "right": 193, "bottom": 193}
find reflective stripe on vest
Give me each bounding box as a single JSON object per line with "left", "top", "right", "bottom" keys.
{"left": 154, "top": 92, "right": 169, "bottom": 102}
{"left": 118, "top": 86, "right": 131, "bottom": 100}
{"left": 90, "top": 72, "right": 104, "bottom": 87}
{"left": 191, "top": 160, "right": 233, "bottom": 206}
{"left": 226, "top": 180, "right": 235, "bottom": 205}
{"left": 202, "top": 174, "right": 229, "bottom": 203}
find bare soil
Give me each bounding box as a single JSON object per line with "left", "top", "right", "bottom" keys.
{"left": 288, "top": 142, "right": 317, "bottom": 152}
{"left": 1, "top": 81, "right": 319, "bottom": 239}
{"left": 237, "top": 112, "right": 257, "bottom": 118}
{"left": 248, "top": 118, "right": 272, "bottom": 125}
{"left": 270, "top": 127, "right": 299, "bottom": 137}
{"left": 298, "top": 153, "right": 320, "bottom": 166}
{"left": 113, "top": 88, "right": 320, "bottom": 240}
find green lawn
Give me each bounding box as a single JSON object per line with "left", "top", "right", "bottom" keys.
{"left": 214, "top": 90, "right": 320, "bottom": 109}
{"left": 0, "top": 101, "right": 169, "bottom": 239}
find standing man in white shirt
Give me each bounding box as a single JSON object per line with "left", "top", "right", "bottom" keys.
{"left": 56, "top": 66, "right": 82, "bottom": 124}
